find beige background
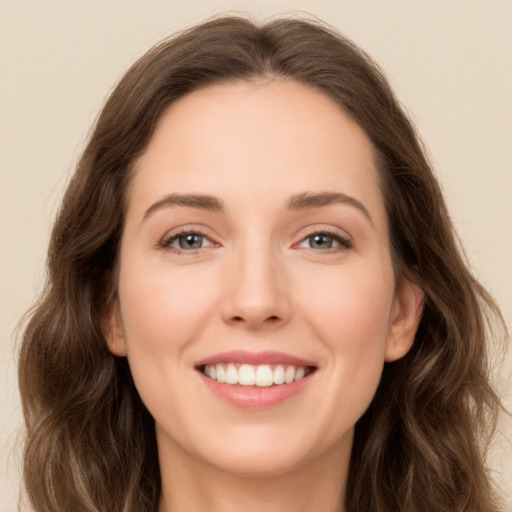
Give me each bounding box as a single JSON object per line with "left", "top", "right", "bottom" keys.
{"left": 1, "top": 1, "right": 511, "bottom": 510}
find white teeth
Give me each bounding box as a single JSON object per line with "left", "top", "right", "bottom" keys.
{"left": 285, "top": 365, "right": 295, "bottom": 384}
{"left": 273, "top": 365, "right": 285, "bottom": 385}
{"left": 255, "top": 365, "right": 273, "bottom": 387}
{"left": 294, "top": 367, "right": 305, "bottom": 381}
{"left": 216, "top": 364, "right": 225, "bottom": 383}
{"left": 225, "top": 363, "right": 238, "bottom": 384}
{"left": 203, "top": 363, "right": 310, "bottom": 386}
{"left": 239, "top": 364, "right": 256, "bottom": 385}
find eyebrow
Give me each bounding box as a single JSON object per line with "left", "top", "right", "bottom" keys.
{"left": 143, "top": 194, "right": 225, "bottom": 220}
{"left": 143, "top": 191, "right": 373, "bottom": 224}
{"left": 287, "top": 192, "right": 373, "bottom": 224}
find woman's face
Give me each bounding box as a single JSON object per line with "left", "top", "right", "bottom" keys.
{"left": 107, "top": 79, "right": 422, "bottom": 477}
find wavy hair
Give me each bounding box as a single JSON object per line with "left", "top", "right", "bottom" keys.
{"left": 18, "top": 15, "right": 505, "bottom": 512}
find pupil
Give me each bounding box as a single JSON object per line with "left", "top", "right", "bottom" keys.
{"left": 311, "top": 234, "right": 332, "bottom": 249}
{"left": 180, "top": 234, "right": 202, "bottom": 249}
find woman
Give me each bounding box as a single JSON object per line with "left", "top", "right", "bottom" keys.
{"left": 18, "top": 15, "right": 505, "bottom": 512}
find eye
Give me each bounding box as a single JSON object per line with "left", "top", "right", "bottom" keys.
{"left": 297, "top": 232, "right": 352, "bottom": 251}
{"left": 160, "top": 231, "right": 214, "bottom": 252}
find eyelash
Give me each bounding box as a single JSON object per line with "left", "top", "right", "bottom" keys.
{"left": 159, "top": 228, "right": 352, "bottom": 255}
{"left": 296, "top": 229, "right": 352, "bottom": 253}
{"left": 159, "top": 228, "right": 214, "bottom": 255}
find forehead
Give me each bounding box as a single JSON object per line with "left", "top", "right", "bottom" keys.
{"left": 129, "top": 79, "right": 386, "bottom": 228}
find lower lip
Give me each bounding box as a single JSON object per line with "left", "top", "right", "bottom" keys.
{"left": 199, "top": 372, "right": 314, "bottom": 409}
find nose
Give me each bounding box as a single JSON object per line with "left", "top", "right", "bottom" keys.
{"left": 221, "top": 243, "right": 292, "bottom": 330}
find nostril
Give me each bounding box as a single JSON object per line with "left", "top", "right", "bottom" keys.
{"left": 229, "top": 315, "right": 282, "bottom": 327}
{"left": 230, "top": 315, "right": 280, "bottom": 324}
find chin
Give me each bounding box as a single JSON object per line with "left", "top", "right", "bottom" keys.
{"left": 169, "top": 421, "right": 347, "bottom": 478}
{"left": 204, "top": 442, "right": 312, "bottom": 477}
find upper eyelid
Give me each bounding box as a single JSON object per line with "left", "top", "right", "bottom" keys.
{"left": 295, "top": 232, "right": 352, "bottom": 250}
{"left": 162, "top": 225, "right": 348, "bottom": 236}
{"left": 158, "top": 224, "right": 352, "bottom": 248}
{"left": 159, "top": 226, "right": 217, "bottom": 247}
{"left": 294, "top": 224, "right": 352, "bottom": 242}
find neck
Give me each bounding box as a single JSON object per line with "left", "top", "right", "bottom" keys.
{"left": 157, "top": 439, "right": 349, "bottom": 512}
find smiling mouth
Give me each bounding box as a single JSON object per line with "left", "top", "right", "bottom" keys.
{"left": 198, "top": 363, "right": 316, "bottom": 387}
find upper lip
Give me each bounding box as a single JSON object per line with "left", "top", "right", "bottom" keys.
{"left": 194, "top": 350, "right": 317, "bottom": 368}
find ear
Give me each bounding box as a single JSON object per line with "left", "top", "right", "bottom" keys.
{"left": 385, "top": 277, "right": 424, "bottom": 362}
{"left": 103, "top": 301, "right": 127, "bottom": 357}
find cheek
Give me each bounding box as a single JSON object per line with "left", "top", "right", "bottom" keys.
{"left": 298, "top": 259, "right": 394, "bottom": 397}
{"left": 302, "top": 260, "right": 394, "bottom": 342}
{"left": 118, "top": 264, "right": 220, "bottom": 352}
{"left": 116, "top": 261, "right": 222, "bottom": 427}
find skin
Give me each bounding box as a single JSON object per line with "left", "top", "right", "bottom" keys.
{"left": 106, "top": 79, "right": 424, "bottom": 512}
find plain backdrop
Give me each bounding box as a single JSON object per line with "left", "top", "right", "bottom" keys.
{"left": 1, "top": 1, "right": 511, "bottom": 510}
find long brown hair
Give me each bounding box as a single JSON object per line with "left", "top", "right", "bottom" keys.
{"left": 18, "top": 15, "right": 505, "bottom": 511}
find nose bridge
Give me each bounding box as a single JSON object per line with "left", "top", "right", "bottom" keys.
{"left": 222, "top": 233, "right": 290, "bottom": 328}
